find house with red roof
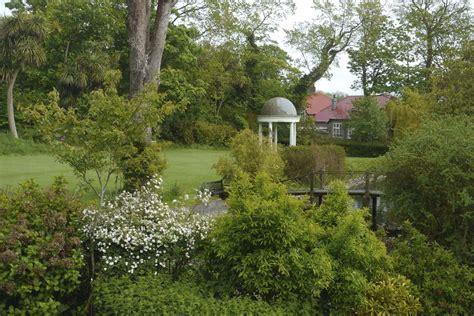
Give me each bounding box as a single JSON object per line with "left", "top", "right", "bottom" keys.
{"left": 305, "top": 93, "right": 332, "bottom": 116}
{"left": 313, "top": 95, "right": 392, "bottom": 139}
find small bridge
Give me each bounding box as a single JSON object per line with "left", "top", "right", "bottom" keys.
{"left": 286, "top": 171, "right": 385, "bottom": 231}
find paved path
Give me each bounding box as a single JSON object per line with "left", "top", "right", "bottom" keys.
{"left": 192, "top": 199, "right": 228, "bottom": 216}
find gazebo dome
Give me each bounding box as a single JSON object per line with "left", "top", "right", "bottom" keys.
{"left": 261, "top": 97, "right": 297, "bottom": 116}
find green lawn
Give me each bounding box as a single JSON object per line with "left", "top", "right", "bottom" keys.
{"left": 0, "top": 149, "right": 379, "bottom": 198}
{"left": 0, "top": 148, "right": 228, "bottom": 195}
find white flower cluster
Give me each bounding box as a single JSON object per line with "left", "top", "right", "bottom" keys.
{"left": 82, "top": 176, "right": 211, "bottom": 274}
{"left": 196, "top": 188, "right": 212, "bottom": 206}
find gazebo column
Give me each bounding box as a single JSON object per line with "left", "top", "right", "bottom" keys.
{"left": 268, "top": 122, "right": 273, "bottom": 143}
{"left": 258, "top": 123, "right": 263, "bottom": 144}
{"left": 274, "top": 124, "right": 278, "bottom": 147}
{"left": 289, "top": 122, "right": 297, "bottom": 146}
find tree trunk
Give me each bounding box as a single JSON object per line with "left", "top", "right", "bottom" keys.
{"left": 7, "top": 69, "right": 20, "bottom": 139}
{"left": 425, "top": 27, "right": 433, "bottom": 84}
{"left": 144, "top": 0, "right": 177, "bottom": 86}
{"left": 127, "top": 0, "right": 151, "bottom": 98}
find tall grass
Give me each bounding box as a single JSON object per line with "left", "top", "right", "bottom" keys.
{"left": 0, "top": 133, "right": 49, "bottom": 155}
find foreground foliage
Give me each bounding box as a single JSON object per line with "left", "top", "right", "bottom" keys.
{"left": 0, "top": 179, "right": 84, "bottom": 314}
{"left": 390, "top": 224, "right": 474, "bottom": 314}
{"left": 385, "top": 115, "right": 474, "bottom": 262}
{"left": 94, "top": 273, "right": 304, "bottom": 315}
{"left": 204, "top": 174, "right": 420, "bottom": 313}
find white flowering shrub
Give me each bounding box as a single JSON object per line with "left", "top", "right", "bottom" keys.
{"left": 82, "top": 176, "right": 211, "bottom": 276}
{"left": 196, "top": 188, "right": 212, "bottom": 206}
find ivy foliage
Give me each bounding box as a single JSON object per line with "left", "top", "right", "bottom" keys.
{"left": 0, "top": 179, "right": 84, "bottom": 314}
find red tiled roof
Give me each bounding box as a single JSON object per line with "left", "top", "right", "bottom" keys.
{"left": 306, "top": 93, "right": 332, "bottom": 115}
{"left": 315, "top": 95, "right": 392, "bottom": 123}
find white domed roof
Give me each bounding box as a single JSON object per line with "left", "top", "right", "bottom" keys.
{"left": 261, "top": 97, "right": 297, "bottom": 116}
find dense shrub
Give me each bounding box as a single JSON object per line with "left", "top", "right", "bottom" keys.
{"left": 345, "top": 96, "right": 387, "bottom": 142}
{"left": 282, "top": 144, "right": 346, "bottom": 181}
{"left": 316, "top": 138, "right": 389, "bottom": 157}
{"left": 384, "top": 115, "right": 474, "bottom": 262}
{"left": 358, "top": 274, "right": 421, "bottom": 315}
{"left": 94, "top": 273, "right": 306, "bottom": 315}
{"left": 82, "top": 176, "right": 211, "bottom": 277}
{"left": 205, "top": 172, "right": 333, "bottom": 305}
{"left": 214, "top": 129, "right": 284, "bottom": 180}
{"left": 309, "top": 182, "right": 395, "bottom": 314}
{"left": 0, "top": 179, "right": 85, "bottom": 314}
{"left": 194, "top": 121, "right": 237, "bottom": 146}
{"left": 390, "top": 224, "right": 474, "bottom": 314}
{"left": 161, "top": 117, "right": 238, "bottom": 146}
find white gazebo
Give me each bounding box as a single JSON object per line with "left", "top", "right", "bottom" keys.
{"left": 257, "top": 97, "right": 300, "bottom": 147}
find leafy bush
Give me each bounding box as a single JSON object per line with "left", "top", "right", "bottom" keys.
{"left": 282, "top": 144, "right": 345, "bottom": 181}
{"left": 82, "top": 176, "right": 211, "bottom": 277}
{"left": 94, "top": 273, "right": 307, "bottom": 315}
{"left": 359, "top": 274, "right": 422, "bottom": 315}
{"left": 390, "top": 224, "right": 474, "bottom": 314}
{"left": 316, "top": 138, "right": 388, "bottom": 157}
{"left": 205, "top": 172, "right": 333, "bottom": 304}
{"left": 0, "top": 132, "right": 49, "bottom": 155}
{"left": 214, "top": 129, "right": 284, "bottom": 180}
{"left": 160, "top": 118, "right": 237, "bottom": 146}
{"left": 345, "top": 96, "right": 387, "bottom": 142}
{"left": 0, "top": 179, "right": 85, "bottom": 314}
{"left": 194, "top": 121, "right": 237, "bottom": 146}
{"left": 309, "top": 182, "right": 396, "bottom": 314}
{"left": 384, "top": 115, "right": 474, "bottom": 262}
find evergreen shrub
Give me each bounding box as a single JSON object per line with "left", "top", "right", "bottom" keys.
{"left": 384, "top": 115, "right": 474, "bottom": 262}
{"left": 390, "top": 224, "right": 474, "bottom": 314}
{"left": 214, "top": 129, "right": 284, "bottom": 180}
{"left": 282, "top": 144, "right": 346, "bottom": 181}
{"left": 316, "top": 138, "right": 388, "bottom": 157}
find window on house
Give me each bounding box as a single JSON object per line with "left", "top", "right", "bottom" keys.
{"left": 332, "top": 122, "right": 342, "bottom": 138}
{"left": 347, "top": 127, "right": 354, "bottom": 139}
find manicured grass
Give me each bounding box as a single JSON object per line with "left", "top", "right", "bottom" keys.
{"left": 0, "top": 148, "right": 228, "bottom": 195}
{"left": 161, "top": 148, "right": 228, "bottom": 194}
{"left": 346, "top": 156, "right": 383, "bottom": 172}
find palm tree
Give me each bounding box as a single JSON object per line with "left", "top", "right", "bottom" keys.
{"left": 0, "top": 13, "right": 46, "bottom": 138}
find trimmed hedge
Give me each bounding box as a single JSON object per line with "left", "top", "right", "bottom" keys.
{"left": 282, "top": 144, "right": 346, "bottom": 181}
{"left": 315, "top": 138, "right": 388, "bottom": 157}
{"left": 94, "top": 273, "right": 309, "bottom": 315}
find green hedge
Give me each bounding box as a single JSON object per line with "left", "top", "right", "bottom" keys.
{"left": 94, "top": 273, "right": 309, "bottom": 315}
{"left": 315, "top": 138, "right": 388, "bottom": 157}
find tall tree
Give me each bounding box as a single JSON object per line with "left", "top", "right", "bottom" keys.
{"left": 345, "top": 97, "right": 387, "bottom": 142}
{"left": 287, "top": 0, "right": 360, "bottom": 98}
{"left": 348, "top": 0, "right": 396, "bottom": 95}
{"left": 127, "top": 0, "right": 178, "bottom": 98}
{"left": 0, "top": 13, "right": 46, "bottom": 138}
{"left": 396, "top": 0, "right": 471, "bottom": 88}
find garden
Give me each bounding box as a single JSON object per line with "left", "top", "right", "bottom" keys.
{"left": 1, "top": 0, "right": 473, "bottom": 315}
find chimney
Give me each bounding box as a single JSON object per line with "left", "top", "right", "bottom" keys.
{"left": 331, "top": 95, "right": 337, "bottom": 110}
